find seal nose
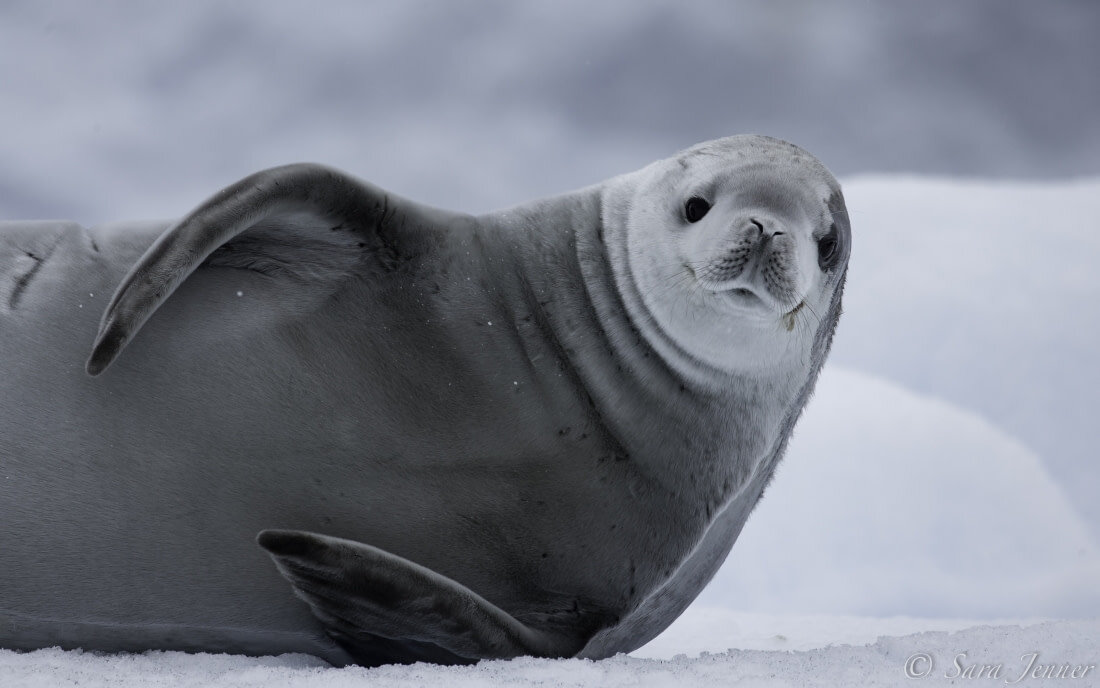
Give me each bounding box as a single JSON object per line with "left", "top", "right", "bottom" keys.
{"left": 748, "top": 216, "right": 784, "bottom": 239}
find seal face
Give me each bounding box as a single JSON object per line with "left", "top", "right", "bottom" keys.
{"left": 0, "top": 135, "right": 849, "bottom": 666}
{"left": 604, "top": 137, "right": 848, "bottom": 380}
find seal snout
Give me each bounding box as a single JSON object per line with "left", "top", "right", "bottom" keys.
{"left": 748, "top": 216, "right": 781, "bottom": 236}
{"left": 687, "top": 212, "right": 797, "bottom": 301}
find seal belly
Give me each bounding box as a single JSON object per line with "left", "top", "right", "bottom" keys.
{"left": 0, "top": 219, "right": 635, "bottom": 657}
{"left": 0, "top": 219, "right": 340, "bottom": 655}
{"left": 0, "top": 611, "right": 347, "bottom": 664}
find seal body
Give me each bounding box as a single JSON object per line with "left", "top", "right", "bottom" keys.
{"left": 0, "top": 136, "right": 849, "bottom": 665}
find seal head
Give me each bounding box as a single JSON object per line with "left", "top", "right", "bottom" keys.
{"left": 602, "top": 135, "right": 849, "bottom": 384}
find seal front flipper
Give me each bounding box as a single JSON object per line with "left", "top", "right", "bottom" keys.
{"left": 257, "top": 529, "right": 584, "bottom": 665}
{"left": 85, "top": 163, "right": 469, "bottom": 376}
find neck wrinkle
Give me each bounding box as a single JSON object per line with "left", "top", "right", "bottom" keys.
{"left": 498, "top": 189, "right": 752, "bottom": 505}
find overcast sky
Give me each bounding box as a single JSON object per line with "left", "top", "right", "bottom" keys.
{"left": 1, "top": 0, "right": 1097, "bottom": 224}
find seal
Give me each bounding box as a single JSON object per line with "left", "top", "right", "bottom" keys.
{"left": 0, "top": 135, "right": 850, "bottom": 666}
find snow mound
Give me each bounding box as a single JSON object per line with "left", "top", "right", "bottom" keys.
{"left": 699, "top": 366, "right": 1100, "bottom": 618}
{"left": 831, "top": 177, "right": 1100, "bottom": 538}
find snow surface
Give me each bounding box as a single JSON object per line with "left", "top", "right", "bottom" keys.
{"left": 3, "top": 619, "right": 1097, "bottom": 687}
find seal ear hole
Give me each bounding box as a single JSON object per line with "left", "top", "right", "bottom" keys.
{"left": 817, "top": 223, "right": 839, "bottom": 269}
{"left": 684, "top": 197, "right": 711, "bottom": 223}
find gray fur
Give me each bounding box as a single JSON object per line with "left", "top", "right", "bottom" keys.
{"left": 0, "top": 135, "right": 849, "bottom": 666}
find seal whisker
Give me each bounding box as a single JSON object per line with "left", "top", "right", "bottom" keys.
{"left": 646, "top": 268, "right": 698, "bottom": 303}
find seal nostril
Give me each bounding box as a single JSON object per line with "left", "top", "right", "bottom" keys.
{"left": 750, "top": 218, "right": 786, "bottom": 238}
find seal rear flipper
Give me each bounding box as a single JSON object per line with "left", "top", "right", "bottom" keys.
{"left": 256, "top": 529, "right": 584, "bottom": 665}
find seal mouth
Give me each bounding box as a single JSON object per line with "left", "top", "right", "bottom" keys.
{"left": 686, "top": 263, "right": 779, "bottom": 315}
{"left": 717, "top": 285, "right": 768, "bottom": 313}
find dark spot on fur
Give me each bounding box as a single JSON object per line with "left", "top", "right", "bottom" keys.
{"left": 9, "top": 234, "right": 65, "bottom": 309}
{"left": 81, "top": 225, "right": 100, "bottom": 253}
{"left": 8, "top": 252, "right": 43, "bottom": 309}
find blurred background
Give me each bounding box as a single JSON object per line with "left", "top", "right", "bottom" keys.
{"left": 3, "top": 0, "right": 1097, "bottom": 221}
{"left": 2, "top": 0, "right": 1098, "bottom": 621}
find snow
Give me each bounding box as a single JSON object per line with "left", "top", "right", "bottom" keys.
{"left": 701, "top": 367, "right": 1100, "bottom": 619}
{"left": 3, "top": 619, "right": 1097, "bottom": 687}
{"left": 831, "top": 178, "right": 1100, "bottom": 541}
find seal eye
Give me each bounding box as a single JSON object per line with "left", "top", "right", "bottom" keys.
{"left": 684, "top": 197, "right": 710, "bottom": 223}
{"left": 817, "top": 223, "right": 839, "bottom": 269}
